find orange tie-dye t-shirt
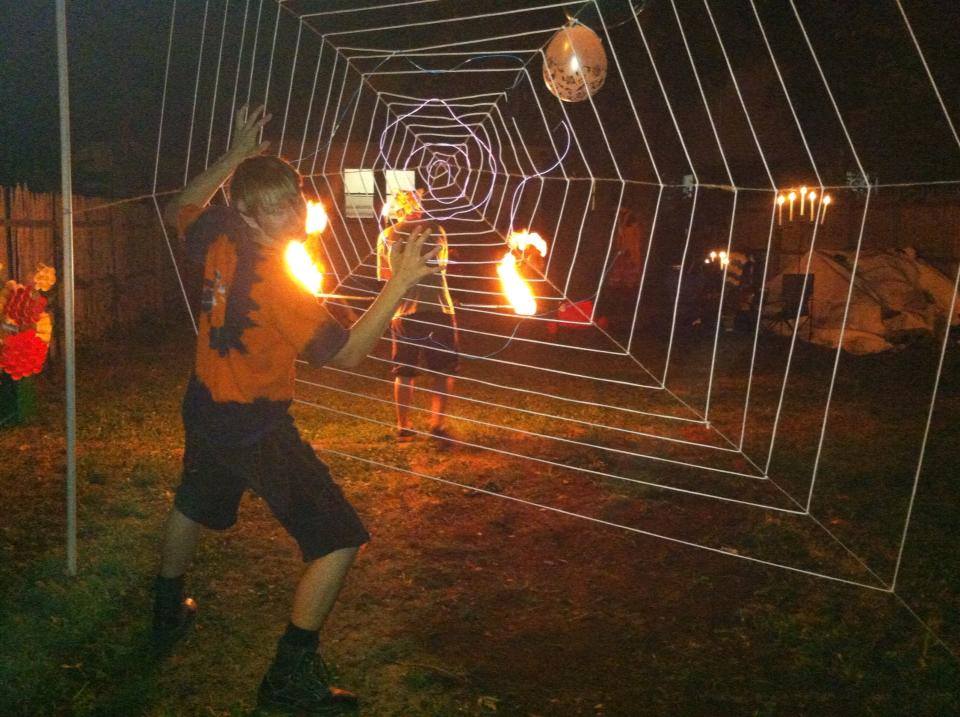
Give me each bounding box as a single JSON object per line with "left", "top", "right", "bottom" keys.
{"left": 178, "top": 204, "right": 348, "bottom": 445}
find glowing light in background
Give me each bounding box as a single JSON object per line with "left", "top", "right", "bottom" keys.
{"left": 820, "top": 194, "right": 832, "bottom": 224}
{"left": 705, "top": 249, "right": 730, "bottom": 267}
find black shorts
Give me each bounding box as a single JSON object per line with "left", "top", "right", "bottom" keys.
{"left": 174, "top": 417, "right": 370, "bottom": 562}
{"left": 391, "top": 311, "right": 460, "bottom": 378}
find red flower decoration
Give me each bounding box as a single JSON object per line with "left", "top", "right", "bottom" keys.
{"left": 4, "top": 285, "right": 47, "bottom": 326}
{"left": 0, "top": 329, "right": 49, "bottom": 380}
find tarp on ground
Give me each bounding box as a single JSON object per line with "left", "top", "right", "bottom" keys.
{"left": 763, "top": 248, "right": 959, "bottom": 354}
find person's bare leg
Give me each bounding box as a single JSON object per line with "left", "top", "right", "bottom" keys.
{"left": 290, "top": 547, "right": 359, "bottom": 631}
{"left": 154, "top": 507, "right": 201, "bottom": 637}
{"left": 429, "top": 375, "right": 454, "bottom": 431}
{"left": 394, "top": 376, "right": 415, "bottom": 430}
{"left": 159, "top": 507, "right": 201, "bottom": 578}
{"left": 259, "top": 548, "right": 362, "bottom": 708}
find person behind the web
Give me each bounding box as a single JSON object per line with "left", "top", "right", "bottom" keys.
{"left": 377, "top": 209, "right": 459, "bottom": 448}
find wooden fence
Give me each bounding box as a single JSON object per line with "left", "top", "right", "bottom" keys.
{"left": 1, "top": 185, "right": 179, "bottom": 344}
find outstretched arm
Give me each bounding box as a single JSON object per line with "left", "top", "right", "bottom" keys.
{"left": 162, "top": 105, "right": 271, "bottom": 229}
{"left": 376, "top": 226, "right": 393, "bottom": 281}
{"left": 329, "top": 225, "right": 439, "bottom": 368}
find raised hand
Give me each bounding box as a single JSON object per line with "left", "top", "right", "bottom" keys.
{"left": 388, "top": 224, "right": 441, "bottom": 290}
{"left": 228, "top": 104, "right": 271, "bottom": 161}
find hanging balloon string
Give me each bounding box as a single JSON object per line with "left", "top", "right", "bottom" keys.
{"left": 404, "top": 53, "right": 532, "bottom": 91}
{"left": 404, "top": 54, "right": 528, "bottom": 76}
{"left": 507, "top": 120, "right": 572, "bottom": 235}
{"left": 562, "top": 1, "right": 648, "bottom": 31}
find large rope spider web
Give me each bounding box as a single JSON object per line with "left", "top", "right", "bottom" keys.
{"left": 141, "top": 0, "right": 959, "bottom": 649}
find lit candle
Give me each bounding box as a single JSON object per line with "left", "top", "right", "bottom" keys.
{"left": 807, "top": 191, "right": 817, "bottom": 222}
{"left": 788, "top": 191, "right": 797, "bottom": 222}
{"left": 777, "top": 194, "right": 785, "bottom": 225}
{"left": 820, "top": 194, "right": 832, "bottom": 224}
{"left": 799, "top": 186, "right": 807, "bottom": 216}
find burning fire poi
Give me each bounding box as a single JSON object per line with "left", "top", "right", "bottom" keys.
{"left": 498, "top": 230, "right": 548, "bottom": 316}
{"left": 285, "top": 240, "right": 324, "bottom": 296}
{"left": 285, "top": 200, "right": 328, "bottom": 296}
{"left": 305, "top": 200, "right": 328, "bottom": 235}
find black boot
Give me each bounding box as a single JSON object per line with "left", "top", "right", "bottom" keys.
{"left": 152, "top": 575, "right": 197, "bottom": 648}
{"left": 257, "top": 640, "right": 358, "bottom": 714}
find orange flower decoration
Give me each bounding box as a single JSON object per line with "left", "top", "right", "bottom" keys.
{"left": 32, "top": 264, "right": 57, "bottom": 292}
{"left": 35, "top": 312, "right": 52, "bottom": 344}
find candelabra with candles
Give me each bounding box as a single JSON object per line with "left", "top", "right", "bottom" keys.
{"left": 775, "top": 187, "right": 832, "bottom": 225}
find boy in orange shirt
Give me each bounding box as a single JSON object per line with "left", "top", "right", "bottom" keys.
{"left": 154, "top": 106, "right": 438, "bottom": 713}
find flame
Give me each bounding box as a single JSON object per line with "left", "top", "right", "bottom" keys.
{"left": 381, "top": 189, "right": 425, "bottom": 222}
{"left": 499, "top": 230, "right": 549, "bottom": 316}
{"left": 508, "top": 229, "right": 548, "bottom": 257}
{"left": 380, "top": 195, "right": 398, "bottom": 219}
{"left": 498, "top": 253, "right": 537, "bottom": 316}
{"left": 306, "top": 201, "right": 328, "bottom": 235}
{"left": 284, "top": 240, "right": 324, "bottom": 296}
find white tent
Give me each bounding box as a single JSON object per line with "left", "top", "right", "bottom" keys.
{"left": 764, "top": 249, "right": 959, "bottom": 355}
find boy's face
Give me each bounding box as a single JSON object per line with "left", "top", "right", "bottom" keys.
{"left": 250, "top": 193, "right": 307, "bottom": 243}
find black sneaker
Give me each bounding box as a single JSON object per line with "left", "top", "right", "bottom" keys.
{"left": 152, "top": 595, "right": 197, "bottom": 649}
{"left": 257, "top": 643, "right": 358, "bottom": 714}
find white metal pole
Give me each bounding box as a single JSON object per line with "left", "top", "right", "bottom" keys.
{"left": 56, "top": 0, "right": 78, "bottom": 577}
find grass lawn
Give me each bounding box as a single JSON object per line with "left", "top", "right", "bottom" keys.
{"left": 1, "top": 319, "right": 958, "bottom": 716}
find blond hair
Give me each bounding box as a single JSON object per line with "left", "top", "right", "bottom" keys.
{"left": 228, "top": 156, "right": 301, "bottom": 215}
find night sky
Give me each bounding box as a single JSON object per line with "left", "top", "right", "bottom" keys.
{"left": 3, "top": 1, "right": 959, "bottom": 195}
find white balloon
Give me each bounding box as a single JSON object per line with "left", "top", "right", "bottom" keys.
{"left": 542, "top": 22, "right": 608, "bottom": 103}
